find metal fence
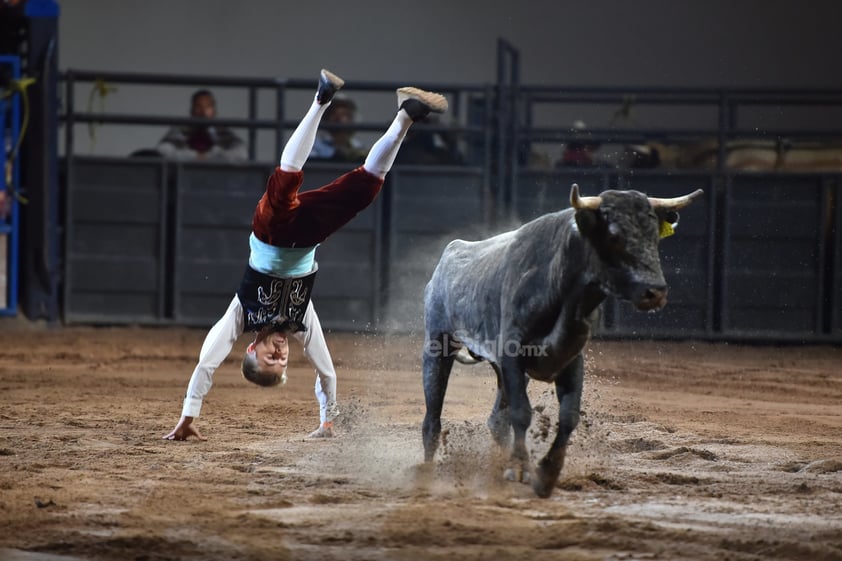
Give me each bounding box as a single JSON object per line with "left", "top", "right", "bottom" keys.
{"left": 57, "top": 64, "right": 842, "bottom": 343}
{"left": 1, "top": 55, "right": 22, "bottom": 317}
{"left": 63, "top": 158, "right": 490, "bottom": 334}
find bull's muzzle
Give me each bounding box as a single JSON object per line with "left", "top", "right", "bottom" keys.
{"left": 634, "top": 284, "right": 669, "bottom": 311}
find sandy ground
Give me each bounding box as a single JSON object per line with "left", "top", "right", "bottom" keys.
{"left": 1, "top": 322, "right": 841, "bottom": 561}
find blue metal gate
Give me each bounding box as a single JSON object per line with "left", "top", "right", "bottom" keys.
{"left": 1, "top": 55, "right": 21, "bottom": 317}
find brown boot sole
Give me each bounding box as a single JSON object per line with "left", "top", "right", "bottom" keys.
{"left": 396, "top": 87, "right": 448, "bottom": 113}
{"left": 321, "top": 69, "right": 345, "bottom": 90}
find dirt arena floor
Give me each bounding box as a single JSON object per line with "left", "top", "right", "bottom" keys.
{"left": 1, "top": 322, "right": 841, "bottom": 561}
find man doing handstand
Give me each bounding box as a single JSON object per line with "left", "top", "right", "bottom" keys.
{"left": 163, "top": 69, "right": 447, "bottom": 441}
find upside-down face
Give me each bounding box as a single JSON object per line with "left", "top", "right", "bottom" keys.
{"left": 250, "top": 328, "right": 290, "bottom": 373}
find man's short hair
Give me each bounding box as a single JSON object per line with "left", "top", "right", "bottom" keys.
{"left": 190, "top": 89, "right": 215, "bottom": 106}
{"left": 241, "top": 349, "right": 284, "bottom": 387}
{"left": 324, "top": 94, "right": 357, "bottom": 119}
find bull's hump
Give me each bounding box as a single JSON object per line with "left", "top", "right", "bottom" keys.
{"left": 445, "top": 231, "right": 516, "bottom": 259}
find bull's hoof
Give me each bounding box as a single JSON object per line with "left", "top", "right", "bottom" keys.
{"left": 415, "top": 461, "right": 435, "bottom": 476}
{"left": 487, "top": 419, "right": 512, "bottom": 449}
{"left": 413, "top": 462, "right": 435, "bottom": 486}
{"left": 503, "top": 466, "right": 531, "bottom": 484}
{"left": 531, "top": 476, "right": 555, "bottom": 498}
{"left": 531, "top": 461, "right": 561, "bottom": 498}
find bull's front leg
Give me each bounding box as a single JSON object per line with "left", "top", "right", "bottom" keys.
{"left": 532, "top": 353, "right": 583, "bottom": 498}
{"left": 498, "top": 353, "right": 532, "bottom": 484}
{"left": 422, "top": 331, "right": 457, "bottom": 462}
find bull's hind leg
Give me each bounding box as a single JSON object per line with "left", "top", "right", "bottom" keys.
{"left": 532, "top": 353, "right": 584, "bottom": 498}
{"left": 422, "top": 332, "right": 457, "bottom": 462}
{"left": 486, "top": 362, "right": 511, "bottom": 448}
{"left": 498, "top": 355, "right": 532, "bottom": 483}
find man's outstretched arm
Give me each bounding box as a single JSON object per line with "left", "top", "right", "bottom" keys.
{"left": 163, "top": 295, "right": 244, "bottom": 440}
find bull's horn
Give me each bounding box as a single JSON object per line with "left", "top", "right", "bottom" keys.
{"left": 648, "top": 188, "right": 705, "bottom": 210}
{"left": 570, "top": 183, "right": 601, "bottom": 210}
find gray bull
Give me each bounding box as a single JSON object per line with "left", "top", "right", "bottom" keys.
{"left": 422, "top": 184, "right": 704, "bottom": 497}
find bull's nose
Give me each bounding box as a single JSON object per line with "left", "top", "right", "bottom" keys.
{"left": 636, "top": 285, "right": 668, "bottom": 311}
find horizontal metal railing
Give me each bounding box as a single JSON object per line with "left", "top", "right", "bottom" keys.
{"left": 60, "top": 69, "right": 492, "bottom": 163}
{"left": 56, "top": 69, "right": 842, "bottom": 343}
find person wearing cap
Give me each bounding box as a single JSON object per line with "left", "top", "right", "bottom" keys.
{"left": 163, "top": 68, "right": 448, "bottom": 441}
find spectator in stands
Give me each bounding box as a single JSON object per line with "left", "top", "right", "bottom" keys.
{"left": 309, "top": 94, "right": 367, "bottom": 162}
{"left": 162, "top": 69, "right": 447, "bottom": 442}
{"left": 156, "top": 89, "right": 247, "bottom": 162}
{"left": 556, "top": 120, "right": 611, "bottom": 168}
{"left": 394, "top": 114, "right": 464, "bottom": 165}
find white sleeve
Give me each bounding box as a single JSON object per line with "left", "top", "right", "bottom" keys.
{"left": 156, "top": 142, "right": 199, "bottom": 161}
{"left": 156, "top": 128, "right": 198, "bottom": 161}
{"left": 205, "top": 143, "right": 248, "bottom": 163}
{"left": 181, "top": 295, "right": 244, "bottom": 418}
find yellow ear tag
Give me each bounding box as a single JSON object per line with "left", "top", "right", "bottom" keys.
{"left": 659, "top": 220, "right": 676, "bottom": 239}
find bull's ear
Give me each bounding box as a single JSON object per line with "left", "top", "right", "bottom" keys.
{"left": 656, "top": 209, "right": 680, "bottom": 239}
{"left": 657, "top": 209, "right": 679, "bottom": 225}
{"left": 575, "top": 208, "right": 599, "bottom": 238}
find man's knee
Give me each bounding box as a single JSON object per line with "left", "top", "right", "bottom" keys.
{"left": 340, "top": 167, "right": 384, "bottom": 205}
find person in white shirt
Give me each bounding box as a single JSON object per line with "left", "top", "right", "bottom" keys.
{"left": 162, "top": 68, "right": 448, "bottom": 441}
{"left": 156, "top": 89, "right": 248, "bottom": 162}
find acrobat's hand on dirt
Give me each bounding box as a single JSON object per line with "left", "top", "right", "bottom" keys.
{"left": 162, "top": 416, "right": 207, "bottom": 441}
